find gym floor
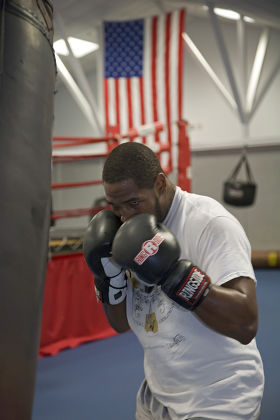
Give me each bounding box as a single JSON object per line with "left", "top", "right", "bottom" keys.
{"left": 32, "top": 269, "right": 280, "bottom": 420}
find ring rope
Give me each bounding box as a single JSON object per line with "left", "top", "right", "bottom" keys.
{"left": 51, "top": 206, "right": 109, "bottom": 221}
{"left": 51, "top": 180, "right": 103, "bottom": 189}
{"left": 52, "top": 153, "right": 108, "bottom": 163}
{"left": 50, "top": 120, "right": 190, "bottom": 221}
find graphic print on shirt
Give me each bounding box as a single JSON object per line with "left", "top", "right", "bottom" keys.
{"left": 129, "top": 274, "right": 174, "bottom": 335}
{"left": 145, "top": 307, "right": 158, "bottom": 333}
{"left": 167, "top": 333, "right": 186, "bottom": 349}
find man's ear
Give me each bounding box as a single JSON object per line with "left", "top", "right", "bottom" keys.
{"left": 154, "top": 173, "right": 167, "bottom": 195}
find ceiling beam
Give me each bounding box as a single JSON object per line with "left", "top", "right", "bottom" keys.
{"left": 55, "top": 54, "right": 100, "bottom": 132}
{"left": 55, "top": 13, "right": 103, "bottom": 135}
{"left": 246, "top": 28, "right": 270, "bottom": 114}
{"left": 206, "top": 1, "right": 246, "bottom": 124}
{"left": 182, "top": 32, "right": 237, "bottom": 112}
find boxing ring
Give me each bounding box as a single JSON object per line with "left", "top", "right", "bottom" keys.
{"left": 39, "top": 121, "right": 191, "bottom": 356}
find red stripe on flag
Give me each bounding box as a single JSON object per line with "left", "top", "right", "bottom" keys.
{"left": 165, "top": 13, "right": 171, "bottom": 127}
{"left": 126, "top": 78, "right": 133, "bottom": 129}
{"left": 104, "top": 79, "right": 109, "bottom": 134}
{"left": 178, "top": 9, "right": 186, "bottom": 119}
{"left": 115, "top": 78, "right": 120, "bottom": 134}
{"left": 151, "top": 17, "right": 159, "bottom": 143}
{"left": 165, "top": 13, "right": 172, "bottom": 169}
{"left": 139, "top": 77, "right": 146, "bottom": 143}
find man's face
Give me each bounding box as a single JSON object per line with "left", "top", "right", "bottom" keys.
{"left": 104, "top": 178, "right": 164, "bottom": 222}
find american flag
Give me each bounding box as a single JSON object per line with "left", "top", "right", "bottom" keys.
{"left": 103, "top": 9, "right": 186, "bottom": 169}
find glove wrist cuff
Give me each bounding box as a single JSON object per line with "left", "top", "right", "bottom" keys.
{"left": 174, "top": 265, "right": 211, "bottom": 310}
{"left": 95, "top": 271, "right": 127, "bottom": 305}
{"left": 162, "top": 262, "right": 211, "bottom": 311}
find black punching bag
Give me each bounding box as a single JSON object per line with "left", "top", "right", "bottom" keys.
{"left": 0, "top": 1, "right": 55, "bottom": 418}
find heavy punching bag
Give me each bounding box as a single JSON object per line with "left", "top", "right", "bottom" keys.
{"left": 0, "top": 1, "right": 55, "bottom": 418}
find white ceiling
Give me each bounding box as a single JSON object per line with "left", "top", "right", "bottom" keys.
{"left": 52, "top": 0, "right": 280, "bottom": 75}
{"left": 53, "top": 0, "right": 280, "bottom": 42}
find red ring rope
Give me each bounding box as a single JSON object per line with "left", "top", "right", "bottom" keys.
{"left": 51, "top": 120, "right": 191, "bottom": 219}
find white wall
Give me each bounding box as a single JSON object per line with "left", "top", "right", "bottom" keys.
{"left": 53, "top": 72, "right": 98, "bottom": 137}
{"left": 191, "top": 149, "right": 280, "bottom": 250}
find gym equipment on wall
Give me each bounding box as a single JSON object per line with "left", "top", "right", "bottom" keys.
{"left": 223, "top": 151, "right": 257, "bottom": 206}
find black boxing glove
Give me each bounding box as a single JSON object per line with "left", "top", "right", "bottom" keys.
{"left": 112, "top": 213, "right": 211, "bottom": 311}
{"left": 83, "top": 209, "right": 127, "bottom": 304}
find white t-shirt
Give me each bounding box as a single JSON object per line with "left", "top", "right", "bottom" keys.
{"left": 126, "top": 187, "right": 264, "bottom": 420}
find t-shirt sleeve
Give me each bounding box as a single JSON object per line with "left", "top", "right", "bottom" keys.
{"left": 196, "top": 216, "right": 256, "bottom": 286}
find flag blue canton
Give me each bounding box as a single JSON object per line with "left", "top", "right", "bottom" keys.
{"left": 104, "top": 19, "right": 144, "bottom": 78}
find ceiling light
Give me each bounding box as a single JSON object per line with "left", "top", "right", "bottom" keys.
{"left": 214, "top": 8, "right": 240, "bottom": 20}
{"left": 54, "top": 37, "right": 99, "bottom": 58}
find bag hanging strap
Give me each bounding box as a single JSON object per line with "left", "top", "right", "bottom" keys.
{"left": 243, "top": 153, "right": 255, "bottom": 183}
{"left": 227, "top": 154, "right": 245, "bottom": 181}
{"left": 227, "top": 149, "right": 255, "bottom": 183}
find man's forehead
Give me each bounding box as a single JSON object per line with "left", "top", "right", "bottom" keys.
{"left": 104, "top": 179, "right": 141, "bottom": 200}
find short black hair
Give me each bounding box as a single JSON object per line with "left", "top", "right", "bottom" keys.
{"left": 102, "top": 142, "right": 164, "bottom": 189}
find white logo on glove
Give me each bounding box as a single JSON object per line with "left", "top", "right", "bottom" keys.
{"left": 134, "top": 233, "right": 164, "bottom": 265}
